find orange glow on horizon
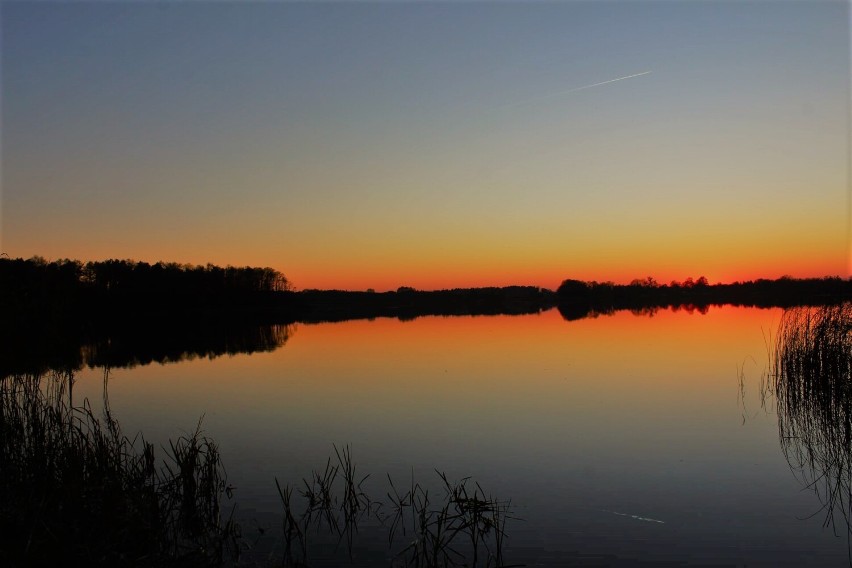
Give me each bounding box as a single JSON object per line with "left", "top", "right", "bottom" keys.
{"left": 289, "top": 259, "right": 847, "bottom": 292}
{"left": 6, "top": 231, "right": 846, "bottom": 292}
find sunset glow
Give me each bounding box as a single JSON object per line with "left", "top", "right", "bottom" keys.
{"left": 2, "top": 2, "right": 848, "bottom": 289}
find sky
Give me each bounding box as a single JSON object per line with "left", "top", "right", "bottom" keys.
{"left": 2, "top": 1, "right": 850, "bottom": 291}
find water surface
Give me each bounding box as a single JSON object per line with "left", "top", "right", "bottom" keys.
{"left": 69, "top": 306, "right": 849, "bottom": 566}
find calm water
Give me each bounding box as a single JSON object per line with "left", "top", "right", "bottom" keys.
{"left": 68, "top": 306, "right": 849, "bottom": 566}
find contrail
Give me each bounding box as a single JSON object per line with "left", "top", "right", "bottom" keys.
{"left": 556, "top": 71, "right": 651, "bottom": 94}
{"left": 501, "top": 71, "right": 651, "bottom": 109}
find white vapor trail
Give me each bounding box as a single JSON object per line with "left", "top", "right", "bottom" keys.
{"left": 501, "top": 71, "right": 651, "bottom": 108}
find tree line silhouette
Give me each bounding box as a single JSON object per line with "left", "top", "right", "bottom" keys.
{"left": 0, "top": 257, "right": 557, "bottom": 376}
{"left": 3, "top": 256, "right": 852, "bottom": 375}
{"left": 0, "top": 257, "right": 296, "bottom": 376}
{"left": 0, "top": 257, "right": 561, "bottom": 322}
{"left": 4, "top": 257, "right": 851, "bottom": 321}
{"left": 0, "top": 257, "right": 290, "bottom": 318}
{"left": 556, "top": 275, "right": 852, "bottom": 319}
{"left": 294, "top": 285, "right": 555, "bottom": 322}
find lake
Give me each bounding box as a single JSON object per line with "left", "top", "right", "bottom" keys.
{"left": 60, "top": 305, "right": 849, "bottom": 566}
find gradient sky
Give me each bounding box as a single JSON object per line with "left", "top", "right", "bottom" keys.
{"left": 2, "top": 1, "right": 849, "bottom": 290}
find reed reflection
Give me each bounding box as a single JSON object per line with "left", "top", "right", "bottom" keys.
{"left": 771, "top": 303, "right": 852, "bottom": 545}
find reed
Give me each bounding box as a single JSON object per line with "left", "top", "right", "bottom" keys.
{"left": 0, "top": 370, "right": 240, "bottom": 566}
{"left": 275, "top": 446, "right": 518, "bottom": 567}
{"left": 275, "top": 477, "right": 306, "bottom": 565}
{"left": 772, "top": 303, "right": 852, "bottom": 548}
{"left": 391, "top": 471, "right": 516, "bottom": 568}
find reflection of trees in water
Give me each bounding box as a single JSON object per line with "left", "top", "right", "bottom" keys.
{"left": 82, "top": 321, "right": 296, "bottom": 369}
{"left": 557, "top": 302, "right": 709, "bottom": 321}
{"left": 0, "top": 321, "right": 296, "bottom": 378}
{"left": 772, "top": 304, "right": 852, "bottom": 544}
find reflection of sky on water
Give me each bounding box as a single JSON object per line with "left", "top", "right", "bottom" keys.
{"left": 71, "top": 307, "right": 847, "bottom": 565}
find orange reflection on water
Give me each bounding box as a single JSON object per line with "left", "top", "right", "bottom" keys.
{"left": 255, "top": 305, "right": 781, "bottom": 389}
{"left": 72, "top": 304, "right": 783, "bottom": 477}
{"left": 77, "top": 305, "right": 780, "bottom": 404}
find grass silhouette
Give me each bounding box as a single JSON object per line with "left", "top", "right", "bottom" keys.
{"left": 274, "top": 445, "right": 518, "bottom": 568}
{"left": 0, "top": 370, "right": 240, "bottom": 566}
{"left": 0, "top": 371, "right": 518, "bottom": 567}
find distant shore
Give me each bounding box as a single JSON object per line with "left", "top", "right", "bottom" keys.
{"left": 2, "top": 256, "right": 849, "bottom": 320}
{"left": 2, "top": 256, "right": 850, "bottom": 377}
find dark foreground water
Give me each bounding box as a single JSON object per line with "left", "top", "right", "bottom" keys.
{"left": 66, "top": 306, "right": 850, "bottom": 566}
